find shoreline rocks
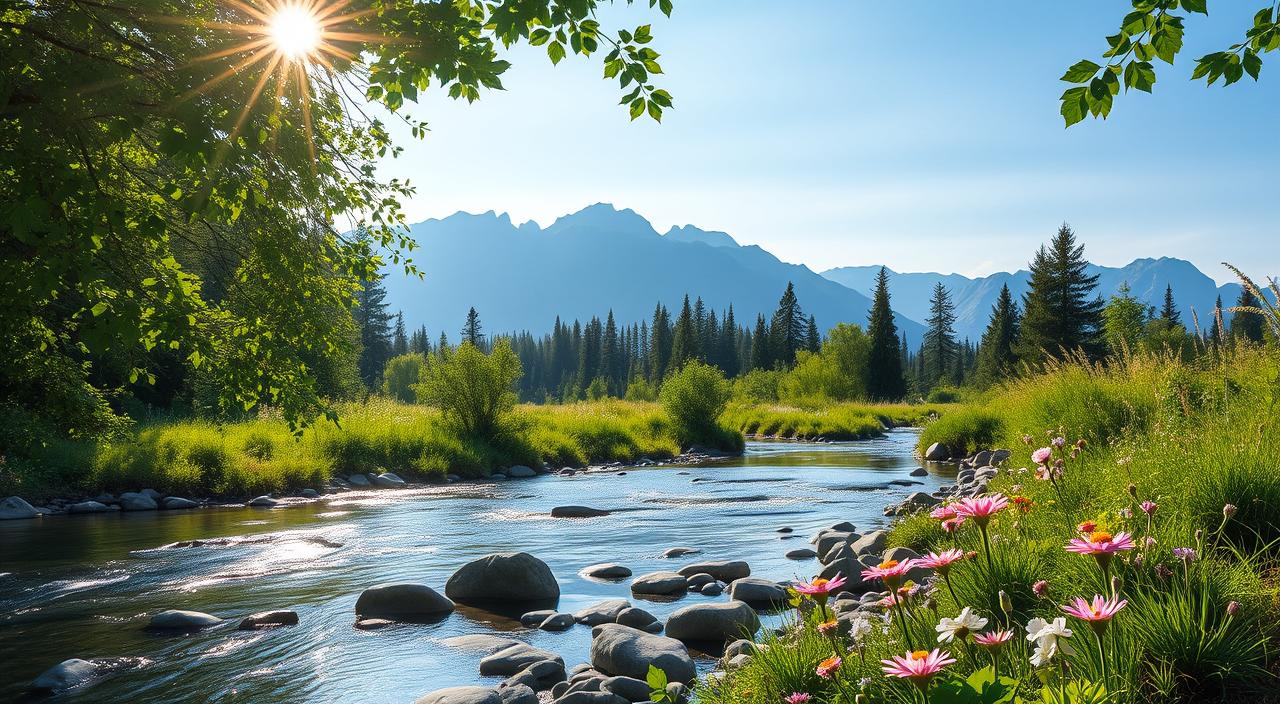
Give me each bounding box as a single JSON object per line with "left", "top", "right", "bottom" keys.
{"left": 664, "top": 602, "right": 760, "bottom": 643}
{"left": 589, "top": 623, "right": 696, "bottom": 684}
{"left": 675, "top": 561, "right": 749, "bottom": 582}
{"left": 238, "top": 610, "right": 300, "bottom": 629}
{"left": 630, "top": 571, "right": 687, "bottom": 596}
{"left": 1, "top": 495, "right": 39, "bottom": 520}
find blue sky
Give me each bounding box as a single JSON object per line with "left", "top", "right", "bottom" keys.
{"left": 374, "top": 3, "right": 1278, "bottom": 285}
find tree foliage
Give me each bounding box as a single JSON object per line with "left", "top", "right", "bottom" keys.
{"left": 413, "top": 340, "right": 521, "bottom": 441}
{"left": 865, "top": 267, "right": 907, "bottom": 400}
{"left": 973, "top": 283, "right": 1021, "bottom": 388}
{"left": 1018, "top": 224, "right": 1105, "bottom": 364}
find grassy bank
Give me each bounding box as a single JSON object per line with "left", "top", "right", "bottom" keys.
{"left": 721, "top": 401, "right": 949, "bottom": 441}
{"left": 702, "top": 347, "right": 1280, "bottom": 704}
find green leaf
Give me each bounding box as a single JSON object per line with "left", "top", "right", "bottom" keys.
{"left": 547, "top": 41, "right": 566, "bottom": 65}
{"left": 629, "top": 97, "right": 645, "bottom": 120}
{"left": 634, "top": 24, "right": 653, "bottom": 44}
{"left": 1182, "top": 0, "right": 1208, "bottom": 14}
{"left": 647, "top": 99, "right": 662, "bottom": 122}
{"left": 1060, "top": 86, "right": 1088, "bottom": 127}
{"left": 1243, "top": 49, "right": 1262, "bottom": 80}
{"left": 645, "top": 664, "right": 668, "bottom": 691}
{"left": 529, "top": 28, "right": 551, "bottom": 46}
{"left": 90, "top": 302, "right": 109, "bottom": 316}
{"left": 1060, "top": 59, "right": 1101, "bottom": 83}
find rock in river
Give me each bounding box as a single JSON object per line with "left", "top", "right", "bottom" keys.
{"left": 507, "top": 465, "right": 537, "bottom": 478}
{"left": 478, "top": 643, "right": 563, "bottom": 676}
{"left": 238, "top": 610, "right": 299, "bottom": 629}
{"left": 662, "top": 547, "right": 699, "bottom": 558}
{"left": 414, "top": 686, "right": 503, "bottom": 704}
{"left": 727, "top": 578, "right": 788, "bottom": 608}
{"left": 373, "top": 472, "right": 406, "bottom": 487}
{"left": 355, "top": 583, "right": 455, "bottom": 621}
{"left": 664, "top": 602, "right": 760, "bottom": 643}
{"left": 630, "top": 571, "right": 687, "bottom": 596}
{"left": 118, "top": 492, "right": 158, "bottom": 511}
{"left": 69, "top": 500, "right": 114, "bottom": 514}
{"left": 1, "top": 495, "right": 39, "bottom": 520}
{"left": 924, "top": 442, "right": 951, "bottom": 461}
{"left": 552, "top": 506, "right": 611, "bottom": 518}
{"left": 675, "top": 560, "right": 749, "bottom": 582}
{"left": 785, "top": 547, "right": 817, "bottom": 560}
{"left": 589, "top": 623, "right": 696, "bottom": 684}
{"left": 29, "top": 658, "right": 99, "bottom": 694}
{"left": 574, "top": 599, "right": 631, "bottom": 625}
{"left": 615, "top": 606, "right": 659, "bottom": 630}
{"left": 581, "top": 563, "right": 631, "bottom": 579}
{"left": 146, "top": 609, "right": 222, "bottom": 631}
{"left": 246, "top": 495, "right": 278, "bottom": 507}
{"left": 445, "top": 552, "right": 560, "bottom": 604}
{"left": 162, "top": 496, "right": 198, "bottom": 510}
{"left": 539, "top": 612, "right": 577, "bottom": 631}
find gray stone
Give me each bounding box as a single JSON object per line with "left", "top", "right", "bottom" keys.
{"left": 630, "top": 571, "right": 687, "bottom": 596}
{"left": 554, "top": 693, "right": 628, "bottom": 704}
{"left": 540, "top": 612, "right": 577, "bottom": 631}
{"left": 490, "top": 473, "right": 508, "bottom": 481}
{"left": 348, "top": 473, "right": 371, "bottom": 487}
{"left": 446, "top": 552, "right": 560, "bottom": 604}
{"left": 581, "top": 563, "right": 631, "bottom": 579}
{"left": 508, "top": 465, "right": 537, "bottom": 478}
{"left": 373, "top": 472, "right": 406, "bottom": 487}
{"left": 601, "top": 675, "right": 651, "bottom": 702}
{"left": 662, "top": 547, "right": 699, "bottom": 558}
{"left": 828, "top": 521, "right": 857, "bottom": 533}
{"left": 520, "top": 609, "right": 557, "bottom": 626}
{"left": 973, "top": 450, "right": 993, "bottom": 467}
{"left": 553, "top": 506, "right": 611, "bottom": 518}
{"left": 447, "top": 474, "right": 461, "bottom": 483}
{"left": 479, "top": 643, "right": 564, "bottom": 676}
{"left": 822, "top": 542, "right": 854, "bottom": 565}
{"left": 118, "top": 492, "right": 157, "bottom": 511}
{"left": 414, "top": 686, "right": 502, "bottom": 704}
{"left": 785, "top": 547, "right": 817, "bottom": 560}
{"left": 355, "top": 583, "right": 455, "bottom": 620}
{"left": 675, "top": 560, "right": 749, "bottom": 581}
{"left": 574, "top": 599, "right": 631, "bottom": 625}
{"left": 924, "top": 442, "right": 950, "bottom": 461}
{"left": 498, "top": 684, "right": 539, "bottom": 704}
{"left": 29, "top": 658, "right": 99, "bottom": 693}
{"left": 991, "top": 449, "right": 1012, "bottom": 465}
{"left": 699, "top": 582, "right": 722, "bottom": 596}
{"left": 440, "top": 634, "right": 520, "bottom": 654}
{"left": 724, "top": 639, "right": 756, "bottom": 659}
{"left": 353, "top": 618, "right": 396, "bottom": 630}
{"left": 776, "top": 526, "right": 793, "bottom": 533}
{"left": 69, "top": 500, "right": 113, "bottom": 514}
{"left": 300, "top": 488, "right": 320, "bottom": 498}
{"left": 903, "top": 491, "right": 941, "bottom": 509}
{"left": 910, "top": 467, "right": 928, "bottom": 477}
{"left": 246, "top": 495, "right": 278, "bottom": 507}
{"left": 815, "top": 531, "right": 857, "bottom": 559}
{"left": 682, "top": 573, "right": 715, "bottom": 589}
{"left": 162, "top": 496, "right": 198, "bottom": 510}
{"left": 503, "top": 659, "right": 565, "bottom": 690}
{"left": 589, "top": 623, "right": 695, "bottom": 684}
{"left": 140, "top": 488, "right": 163, "bottom": 500}
{"left": 851, "top": 530, "right": 889, "bottom": 556}
{"left": 727, "top": 578, "right": 788, "bottom": 608}
{"left": 146, "top": 609, "right": 222, "bottom": 630}
{"left": 237, "top": 610, "right": 299, "bottom": 629}
{"left": 665, "top": 682, "right": 689, "bottom": 704}
{"left": 615, "top": 607, "right": 658, "bottom": 629}
{"left": 665, "top": 602, "right": 759, "bottom": 642}
{"left": 0, "top": 496, "right": 39, "bottom": 520}
{"left": 725, "top": 653, "right": 753, "bottom": 669}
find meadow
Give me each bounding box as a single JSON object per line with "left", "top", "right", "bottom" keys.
{"left": 701, "top": 346, "right": 1280, "bottom": 704}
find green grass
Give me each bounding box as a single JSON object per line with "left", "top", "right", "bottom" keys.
{"left": 721, "top": 401, "right": 949, "bottom": 441}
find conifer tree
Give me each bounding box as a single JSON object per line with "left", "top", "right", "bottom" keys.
{"left": 1017, "top": 223, "right": 1104, "bottom": 363}
{"left": 751, "top": 314, "right": 770, "bottom": 371}
{"left": 391, "top": 312, "right": 408, "bottom": 356}
{"left": 602, "top": 311, "right": 622, "bottom": 394}
{"left": 805, "top": 315, "right": 821, "bottom": 353}
{"left": 865, "top": 267, "right": 907, "bottom": 400}
{"left": 437, "top": 331, "right": 451, "bottom": 355}
{"left": 973, "top": 283, "right": 1021, "bottom": 387}
{"left": 1210, "top": 295, "right": 1224, "bottom": 348}
{"left": 768, "top": 282, "right": 806, "bottom": 367}
{"left": 669, "top": 295, "right": 700, "bottom": 371}
{"left": 353, "top": 274, "right": 394, "bottom": 389}
{"left": 649, "top": 303, "right": 673, "bottom": 382}
{"left": 409, "top": 325, "right": 430, "bottom": 355}
{"left": 922, "top": 282, "right": 957, "bottom": 387}
{"left": 461, "top": 307, "right": 484, "bottom": 348}
{"left": 1231, "top": 289, "right": 1266, "bottom": 343}
{"left": 720, "top": 306, "right": 740, "bottom": 377}
{"left": 1160, "top": 284, "right": 1182, "bottom": 327}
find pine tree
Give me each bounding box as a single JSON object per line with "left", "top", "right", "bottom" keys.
{"left": 805, "top": 315, "right": 820, "bottom": 353}
{"left": 1017, "top": 223, "right": 1104, "bottom": 363}
{"left": 391, "top": 312, "right": 408, "bottom": 356}
{"left": 649, "top": 303, "right": 672, "bottom": 382}
{"left": 1209, "top": 295, "right": 1224, "bottom": 348}
{"left": 974, "top": 283, "right": 1021, "bottom": 387}
{"left": 353, "top": 273, "right": 394, "bottom": 388}
{"left": 669, "top": 295, "right": 700, "bottom": 371}
{"left": 922, "top": 282, "right": 958, "bottom": 387}
{"left": 750, "top": 314, "right": 770, "bottom": 371}
{"left": 461, "top": 307, "right": 484, "bottom": 347}
{"left": 720, "top": 306, "right": 740, "bottom": 377}
{"left": 768, "top": 282, "right": 806, "bottom": 367}
{"left": 1231, "top": 289, "right": 1266, "bottom": 343}
{"left": 437, "top": 331, "right": 450, "bottom": 355}
{"left": 408, "top": 325, "right": 430, "bottom": 355}
{"left": 602, "top": 311, "right": 622, "bottom": 395}
{"left": 865, "top": 267, "right": 907, "bottom": 400}
{"left": 1160, "top": 285, "right": 1182, "bottom": 327}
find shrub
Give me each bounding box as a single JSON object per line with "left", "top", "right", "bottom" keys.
{"left": 926, "top": 385, "right": 962, "bottom": 403}
{"left": 381, "top": 353, "right": 424, "bottom": 403}
{"left": 733, "top": 368, "right": 782, "bottom": 403}
{"left": 660, "top": 361, "right": 734, "bottom": 448}
{"left": 917, "top": 406, "right": 1004, "bottom": 456}
{"left": 413, "top": 340, "right": 521, "bottom": 441}
{"left": 623, "top": 377, "right": 658, "bottom": 401}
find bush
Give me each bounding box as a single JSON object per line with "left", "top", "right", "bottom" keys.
{"left": 926, "top": 385, "right": 962, "bottom": 403}
{"left": 413, "top": 341, "right": 521, "bottom": 441}
{"left": 382, "top": 353, "right": 424, "bottom": 403}
{"left": 660, "top": 361, "right": 735, "bottom": 448}
{"left": 917, "top": 406, "right": 1004, "bottom": 456}
{"left": 733, "top": 368, "right": 783, "bottom": 403}
{"left": 623, "top": 377, "right": 658, "bottom": 401}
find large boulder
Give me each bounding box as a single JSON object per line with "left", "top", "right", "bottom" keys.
{"left": 414, "top": 686, "right": 502, "bottom": 704}
{"left": 552, "top": 506, "right": 611, "bottom": 518}
{"left": 446, "top": 553, "right": 560, "bottom": 604}
{"left": 785, "top": 547, "right": 817, "bottom": 560}
{"left": 161, "top": 496, "right": 198, "bottom": 510}
{"left": 601, "top": 675, "right": 652, "bottom": 702}
{"left": 246, "top": 495, "right": 278, "bottom": 507}
{"left": 29, "top": 659, "right": 98, "bottom": 693}
{"left": 574, "top": 599, "right": 631, "bottom": 625}
{"left": 539, "top": 612, "right": 576, "bottom": 631}
{"left": 355, "top": 583, "right": 454, "bottom": 621}
{"left": 728, "top": 578, "right": 788, "bottom": 608}
{"left": 146, "top": 609, "right": 222, "bottom": 630}
{"left": 0, "top": 496, "right": 39, "bottom": 520}
{"left": 675, "top": 561, "right": 749, "bottom": 582}
{"left": 615, "top": 607, "right": 659, "bottom": 630}
{"left": 554, "top": 693, "right": 628, "bottom": 704}
{"left": 815, "top": 532, "right": 858, "bottom": 559}
{"left": 589, "top": 623, "right": 696, "bottom": 684}
{"left": 478, "top": 643, "right": 563, "bottom": 676}
{"left": 664, "top": 602, "right": 760, "bottom": 643}
{"left": 348, "top": 474, "right": 371, "bottom": 487}
{"left": 373, "top": 472, "right": 406, "bottom": 488}
{"left": 629, "top": 572, "right": 687, "bottom": 596}
{"left": 440, "top": 634, "right": 521, "bottom": 654}
{"left": 69, "top": 500, "right": 113, "bottom": 514}
{"left": 498, "top": 684, "right": 539, "bottom": 704}
{"left": 581, "top": 563, "right": 631, "bottom": 579}
{"left": 507, "top": 465, "right": 537, "bottom": 478}
{"left": 851, "top": 530, "right": 889, "bottom": 557}
{"left": 118, "top": 492, "right": 158, "bottom": 511}
{"left": 924, "top": 442, "right": 950, "bottom": 461}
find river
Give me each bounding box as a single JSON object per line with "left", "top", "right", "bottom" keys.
{"left": 0, "top": 431, "right": 943, "bottom": 702}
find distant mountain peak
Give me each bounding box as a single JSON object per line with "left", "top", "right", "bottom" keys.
{"left": 546, "top": 202, "right": 657, "bottom": 237}
{"left": 664, "top": 224, "right": 738, "bottom": 248}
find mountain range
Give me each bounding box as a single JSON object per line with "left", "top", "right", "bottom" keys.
{"left": 381, "top": 204, "right": 1244, "bottom": 347}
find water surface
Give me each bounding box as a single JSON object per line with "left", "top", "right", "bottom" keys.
{"left": 0, "top": 432, "right": 942, "bottom": 702}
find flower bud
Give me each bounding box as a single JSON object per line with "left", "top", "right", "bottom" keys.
{"left": 1223, "top": 503, "right": 1237, "bottom": 519}
{"left": 1226, "top": 601, "right": 1240, "bottom": 616}
{"left": 1111, "top": 575, "right": 1123, "bottom": 594}
{"left": 999, "top": 590, "right": 1012, "bottom": 614}
{"left": 1032, "top": 579, "right": 1049, "bottom": 597}
{"left": 1127, "top": 483, "right": 1138, "bottom": 499}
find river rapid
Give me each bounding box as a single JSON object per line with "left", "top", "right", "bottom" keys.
{"left": 0, "top": 431, "right": 945, "bottom": 702}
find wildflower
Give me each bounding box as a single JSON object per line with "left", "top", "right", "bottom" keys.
{"left": 793, "top": 574, "right": 848, "bottom": 598}
{"left": 861, "top": 559, "right": 916, "bottom": 589}
{"left": 1118, "top": 507, "right": 1133, "bottom": 519}
{"left": 1026, "top": 617, "right": 1075, "bottom": 667}
{"left": 999, "top": 590, "right": 1012, "bottom": 616}
{"left": 1031, "top": 447, "right": 1052, "bottom": 465}
{"left": 1012, "top": 495, "right": 1033, "bottom": 513}
{"left": 1061, "top": 594, "right": 1127, "bottom": 635}
{"left": 816, "top": 619, "right": 839, "bottom": 635}
{"left": 917, "top": 548, "right": 966, "bottom": 575}
{"left": 1140, "top": 500, "right": 1157, "bottom": 516}
{"left": 1032, "top": 580, "right": 1049, "bottom": 598}
{"left": 1065, "top": 531, "right": 1136, "bottom": 561}
{"left": 858, "top": 677, "right": 872, "bottom": 688}
{"left": 1223, "top": 504, "right": 1237, "bottom": 519}
{"left": 1022, "top": 434, "right": 1034, "bottom": 445}
{"left": 1144, "top": 536, "right": 1157, "bottom": 549}
{"left": 953, "top": 494, "right": 1009, "bottom": 528}
{"left": 973, "top": 629, "right": 1014, "bottom": 650}
{"left": 784, "top": 694, "right": 811, "bottom": 704}
{"left": 1226, "top": 601, "right": 1240, "bottom": 616}
{"left": 941, "top": 517, "right": 965, "bottom": 534}
{"left": 1077, "top": 520, "right": 1097, "bottom": 533}
{"left": 1052, "top": 436, "right": 1066, "bottom": 448}
{"left": 880, "top": 649, "right": 956, "bottom": 687}
{"left": 1173, "top": 547, "right": 1196, "bottom": 564}
{"left": 815, "top": 655, "right": 842, "bottom": 679}
{"left": 936, "top": 607, "right": 987, "bottom": 643}
{"left": 847, "top": 616, "right": 873, "bottom": 643}
{"left": 930, "top": 504, "right": 957, "bottom": 521}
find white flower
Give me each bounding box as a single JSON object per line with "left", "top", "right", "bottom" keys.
{"left": 847, "top": 616, "right": 873, "bottom": 644}
{"left": 1026, "top": 617, "right": 1075, "bottom": 666}
{"left": 936, "top": 607, "right": 988, "bottom": 643}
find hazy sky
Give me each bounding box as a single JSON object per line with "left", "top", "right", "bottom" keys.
{"left": 374, "top": 3, "right": 1278, "bottom": 285}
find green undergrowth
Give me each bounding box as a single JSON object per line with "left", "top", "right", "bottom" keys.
{"left": 721, "top": 401, "right": 949, "bottom": 441}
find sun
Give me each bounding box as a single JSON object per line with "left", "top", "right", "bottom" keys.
{"left": 268, "top": 4, "right": 322, "bottom": 60}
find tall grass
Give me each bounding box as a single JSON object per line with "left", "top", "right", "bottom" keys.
{"left": 722, "top": 401, "right": 947, "bottom": 441}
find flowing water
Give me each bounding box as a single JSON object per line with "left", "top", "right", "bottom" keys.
{"left": 0, "top": 431, "right": 945, "bottom": 703}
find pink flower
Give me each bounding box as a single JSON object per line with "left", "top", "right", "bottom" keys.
{"left": 1032, "top": 579, "right": 1049, "bottom": 597}
{"left": 1061, "top": 594, "right": 1127, "bottom": 634}
{"left": 861, "top": 559, "right": 917, "bottom": 588}
{"left": 1031, "top": 447, "right": 1053, "bottom": 465}
{"left": 917, "top": 548, "right": 967, "bottom": 575}
{"left": 1172, "top": 547, "right": 1196, "bottom": 563}
{"left": 941, "top": 516, "right": 965, "bottom": 533}
{"left": 793, "top": 574, "right": 848, "bottom": 598}
{"left": 1065, "top": 531, "right": 1135, "bottom": 556}
{"left": 930, "top": 504, "right": 958, "bottom": 521}
{"left": 881, "top": 649, "right": 956, "bottom": 685}
{"left": 1051, "top": 436, "right": 1066, "bottom": 448}
{"left": 1144, "top": 536, "right": 1157, "bottom": 549}
{"left": 784, "top": 694, "right": 811, "bottom": 704}
{"left": 1140, "top": 500, "right": 1157, "bottom": 516}
{"left": 815, "top": 655, "right": 842, "bottom": 679}
{"left": 1226, "top": 601, "right": 1240, "bottom": 616}
{"left": 953, "top": 495, "right": 1009, "bottom": 528}
{"left": 973, "top": 630, "right": 1014, "bottom": 649}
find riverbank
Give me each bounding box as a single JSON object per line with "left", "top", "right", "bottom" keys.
{"left": 697, "top": 348, "right": 1280, "bottom": 704}
{"left": 721, "top": 401, "right": 948, "bottom": 442}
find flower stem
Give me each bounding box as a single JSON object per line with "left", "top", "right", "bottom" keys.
{"left": 1096, "top": 628, "right": 1109, "bottom": 695}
